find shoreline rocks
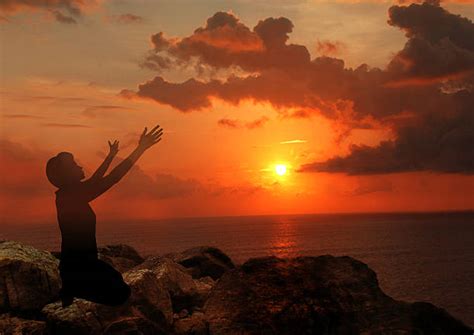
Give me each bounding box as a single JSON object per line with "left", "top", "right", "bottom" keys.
{"left": 0, "top": 241, "right": 472, "bottom": 334}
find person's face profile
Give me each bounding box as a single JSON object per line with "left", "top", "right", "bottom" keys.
{"left": 61, "top": 155, "right": 85, "bottom": 182}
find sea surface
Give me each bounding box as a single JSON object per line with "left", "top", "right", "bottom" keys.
{"left": 2, "top": 211, "right": 474, "bottom": 327}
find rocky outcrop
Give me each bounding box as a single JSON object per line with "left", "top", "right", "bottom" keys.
{"left": 204, "top": 256, "right": 473, "bottom": 334}
{"left": 0, "top": 241, "right": 61, "bottom": 312}
{"left": 167, "top": 246, "right": 235, "bottom": 280}
{"left": 0, "top": 241, "right": 472, "bottom": 334}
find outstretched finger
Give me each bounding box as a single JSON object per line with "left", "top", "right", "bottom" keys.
{"left": 152, "top": 138, "right": 162, "bottom": 145}
{"left": 149, "top": 124, "right": 161, "bottom": 134}
{"left": 108, "top": 140, "right": 112, "bottom": 146}
{"left": 141, "top": 127, "right": 148, "bottom": 137}
{"left": 152, "top": 129, "right": 163, "bottom": 138}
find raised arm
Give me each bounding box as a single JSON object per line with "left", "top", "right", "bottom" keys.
{"left": 89, "top": 140, "right": 119, "bottom": 182}
{"left": 81, "top": 125, "right": 163, "bottom": 202}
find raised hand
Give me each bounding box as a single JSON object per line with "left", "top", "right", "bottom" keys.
{"left": 138, "top": 124, "right": 163, "bottom": 150}
{"left": 108, "top": 140, "right": 119, "bottom": 156}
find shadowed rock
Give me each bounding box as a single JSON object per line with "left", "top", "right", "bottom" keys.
{"left": 98, "top": 244, "right": 144, "bottom": 273}
{"left": 42, "top": 299, "right": 103, "bottom": 335}
{"left": 204, "top": 256, "right": 473, "bottom": 334}
{"left": 173, "top": 311, "right": 208, "bottom": 335}
{"left": 0, "top": 241, "right": 61, "bottom": 312}
{"left": 102, "top": 316, "right": 167, "bottom": 335}
{"left": 0, "top": 313, "right": 48, "bottom": 335}
{"left": 167, "top": 246, "right": 235, "bottom": 280}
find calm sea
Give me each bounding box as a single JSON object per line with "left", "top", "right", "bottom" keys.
{"left": 2, "top": 211, "right": 474, "bottom": 326}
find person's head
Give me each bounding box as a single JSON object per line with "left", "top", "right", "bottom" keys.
{"left": 46, "top": 152, "right": 85, "bottom": 188}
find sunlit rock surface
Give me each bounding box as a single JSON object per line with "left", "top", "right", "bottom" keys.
{"left": 0, "top": 241, "right": 61, "bottom": 312}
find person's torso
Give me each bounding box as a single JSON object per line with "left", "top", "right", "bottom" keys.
{"left": 56, "top": 188, "right": 98, "bottom": 258}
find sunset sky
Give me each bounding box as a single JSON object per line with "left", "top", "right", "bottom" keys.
{"left": 1, "top": 0, "right": 473, "bottom": 223}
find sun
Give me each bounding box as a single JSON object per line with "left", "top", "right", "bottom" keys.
{"left": 275, "top": 164, "right": 287, "bottom": 176}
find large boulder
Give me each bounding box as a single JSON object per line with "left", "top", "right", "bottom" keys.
{"left": 167, "top": 246, "right": 235, "bottom": 280}
{"left": 134, "top": 257, "right": 204, "bottom": 312}
{"left": 98, "top": 244, "right": 144, "bottom": 273}
{"left": 204, "top": 256, "right": 473, "bottom": 335}
{"left": 123, "top": 268, "right": 173, "bottom": 326}
{"left": 0, "top": 241, "right": 61, "bottom": 312}
{"left": 0, "top": 314, "right": 48, "bottom": 335}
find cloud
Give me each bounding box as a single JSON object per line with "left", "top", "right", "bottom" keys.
{"left": 218, "top": 118, "right": 240, "bottom": 128}
{"left": 50, "top": 9, "right": 76, "bottom": 24}
{"left": 3, "top": 114, "right": 44, "bottom": 119}
{"left": 0, "top": 0, "right": 97, "bottom": 24}
{"left": 42, "top": 123, "right": 92, "bottom": 128}
{"left": 217, "top": 116, "right": 269, "bottom": 129}
{"left": 280, "top": 139, "right": 307, "bottom": 144}
{"left": 316, "top": 40, "right": 347, "bottom": 56}
{"left": 125, "top": 2, "right": 474, "bottom": 174}
{"left": 107, "top": 13, "right": 143, "bottom": 24}
{"left": 110, "top": 162, "right": 200, "bottom": 200}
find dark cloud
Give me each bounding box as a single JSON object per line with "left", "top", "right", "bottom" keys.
{"left": 300, "top": 90, "right": 474, "bottom": 174}
{"left": 0, "top": 0, "right": 92, "bottom": 24}
{"left": 126, "top": 2, "right": 474, "bottom": 174}
{"left": 218, "top": 118, "right": 239, "bottom": 128}
{"left": 387, "top": 1, "right": 474, "bottom": 84}
{"left": 108, "top": 13, "right": 143, "bottom": 24}
{"left": 50, "top": 10, "right": 76, "bottom": 24}
{"left": 217, "top": 116, "right": 269, "bottom": 129}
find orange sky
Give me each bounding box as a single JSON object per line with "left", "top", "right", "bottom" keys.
{"left": 1, "top": 0, "right": 473, "bottom": 223}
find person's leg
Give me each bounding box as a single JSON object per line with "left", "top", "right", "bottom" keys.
{"left": 73, "top": 259, "right": 131, "bottom": 306}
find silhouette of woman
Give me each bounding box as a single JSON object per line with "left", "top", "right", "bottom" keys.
{"left": 45, "top": 125, "right": 163, "bottom": 307}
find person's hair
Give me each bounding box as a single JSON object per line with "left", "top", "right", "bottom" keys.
{"left": 46, "top": 152, "right": 74, "bottom": 188}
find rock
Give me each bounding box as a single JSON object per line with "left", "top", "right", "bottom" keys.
{"left": 167, "top": 246, "right": 235, "bottom": 280}
{"left": 102, "top": 316, "right": 167, "bottom": 335}
{"left": 204, "top": 256, "right": 473, "bottom": 335}
{"left": 194, "top": 276, "right": 214, "bottom": 304}
{"left": 123, "top": 268, "right": 173, "bottom": 326}
{"left": 0, "top": 314, "right": 48, "bottom": 335}
{"left": 173, "top": 312, "right": 208, "bottom": 335}
{"left": 0, "top": 241, "right": 61, "bottom": 312}
{"left": 98, "top": 244, "right": 144, "bottom": 273}
{"left": 134, "top": 257, "right": 202, "bottom": 311}
{"left": 42, "top": 299, "right": 103, "bottom": 335}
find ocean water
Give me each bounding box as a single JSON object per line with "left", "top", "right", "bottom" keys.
{"left": 2, "top": 211, "right": 474, "bottom": 326}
